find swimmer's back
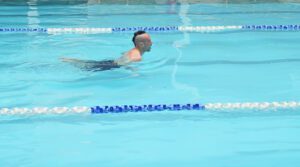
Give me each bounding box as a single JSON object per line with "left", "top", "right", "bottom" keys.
{"left": 87, "top": 52, "right": 136, "bottom": 71}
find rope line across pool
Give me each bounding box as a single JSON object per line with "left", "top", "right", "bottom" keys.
{"left": 0, "top": 101, "right": 300, "bottom": 115}
{"left": 0, "top": 25, "right": 299, "bottom": 34}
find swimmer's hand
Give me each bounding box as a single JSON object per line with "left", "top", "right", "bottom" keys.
{"left": 124, "top": 66, "right": 138, "bottom": 72}
{"left": 60, "top": 57, "right": 80, "bottom": 63}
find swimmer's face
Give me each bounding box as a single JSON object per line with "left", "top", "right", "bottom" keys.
{"left": 135, "top": 33, "right": 152, "bottom": 52}
{"left": 143, "top": 34, "right": 152, "bottom": 52}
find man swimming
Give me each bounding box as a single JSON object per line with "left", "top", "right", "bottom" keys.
{"left": 61, "top": 30, "right": 152, "bottom": 71}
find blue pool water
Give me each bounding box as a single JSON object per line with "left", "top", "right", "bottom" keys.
{"left": 1, "top": 2, "right": 300, "bottom": 167}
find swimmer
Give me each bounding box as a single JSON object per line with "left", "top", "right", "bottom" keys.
{"left": 61, "top": 30, "right": 152, "bottom": 71}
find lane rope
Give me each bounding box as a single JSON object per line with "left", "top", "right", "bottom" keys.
{"left": 1, "top": 101, "right": 300, "bottom": 115}
{"left": 0, "top": 25, "right": 299, "bottom": 34}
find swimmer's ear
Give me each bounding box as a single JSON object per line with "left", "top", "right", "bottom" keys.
{"left": 137, "top": 42, "right": 144, "bottom": 47}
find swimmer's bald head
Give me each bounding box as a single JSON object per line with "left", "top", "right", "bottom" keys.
{"left": 132, "top": 30, "right": 146, "bottom": 45}
{"left": 132, "top": 31, "right": 152, "bottom": 52}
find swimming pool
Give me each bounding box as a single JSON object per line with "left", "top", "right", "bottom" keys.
{"left": 1, "top": 1, "right": 300, "bottom": 166}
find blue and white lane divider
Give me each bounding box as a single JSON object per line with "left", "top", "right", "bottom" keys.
{"left": 0, "top": 25, "right": 299, "bottom": 34}
{"left": 0, "top": 101, "right": 300, "bottom": 115}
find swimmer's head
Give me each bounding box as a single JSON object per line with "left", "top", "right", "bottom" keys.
{"left": 132, "top": 31, "right": 152, "bottom": 52}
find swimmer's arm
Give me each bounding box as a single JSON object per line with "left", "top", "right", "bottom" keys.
{"left": 61, "top": 57, "right": 92, "bottom": 63}
{"left": 60, "top": 57, "right": 98, "bottom": 68}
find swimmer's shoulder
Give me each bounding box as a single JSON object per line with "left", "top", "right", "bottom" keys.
{"left": 114, "top": 52, "right": 131, "bottom": 66}
{"left": 127, "top": 48, "right": 142, "bottom": 62}
{"left": 115, "top": 49, "right": 141, "bottom": 65}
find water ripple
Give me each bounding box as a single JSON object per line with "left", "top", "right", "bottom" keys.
{"left": 173, "top": 58, "right": 300, "bottom": 66}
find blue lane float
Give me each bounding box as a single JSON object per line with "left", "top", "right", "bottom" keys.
{"left": 242, "top": 25, "right": 300, "bottom": 31}
{"left": 112, "top": 26, "right": 178, "bottom": 32}
{"left": 0, "top": 27, "right": 47, "bottom": 33}
{"left": 0, "top": 25, "right": 299, "bottom": 34}
{"left": 91, "top": 103, "right": 205, "bottom": 113}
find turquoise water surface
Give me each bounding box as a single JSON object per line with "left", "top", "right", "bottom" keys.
{"left": 0, "top": 2, "right": 300, "bottom": 167}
